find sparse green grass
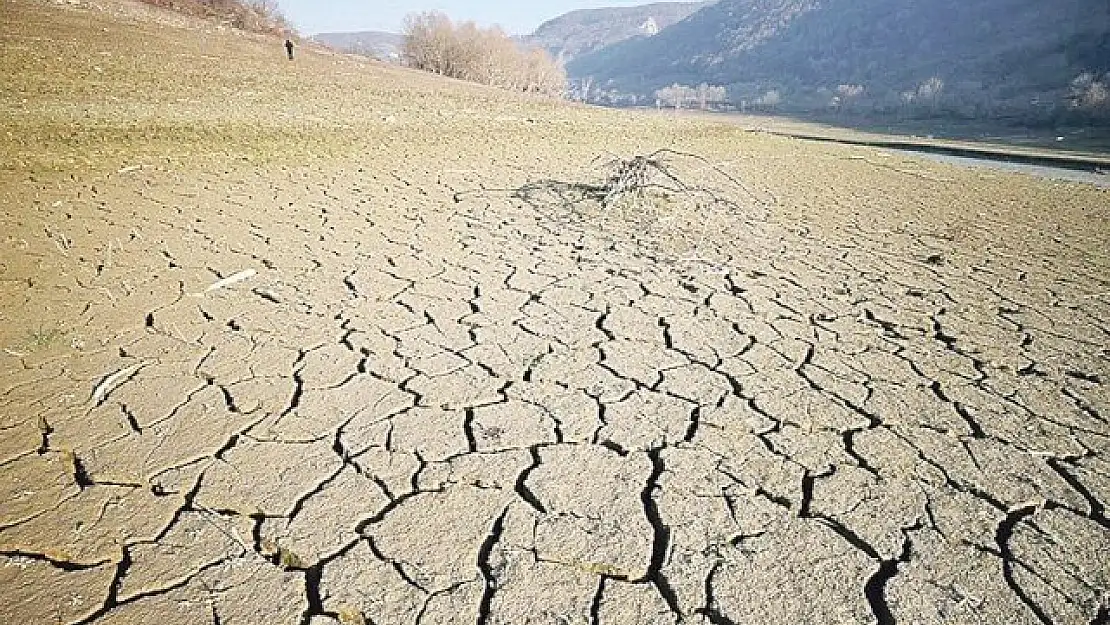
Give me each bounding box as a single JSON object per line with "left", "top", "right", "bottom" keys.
{"left": 25, "top": 326, "right": 66, "bottom": 350}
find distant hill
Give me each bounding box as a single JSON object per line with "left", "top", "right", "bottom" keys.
{"left": 313, "top": 31, "right": 402, "bottom": 61}
{"left": 526, "top": 2, "right": 713, "bottom": 63}
{"left": 568, "top": 0, "right": 1110, "bottom": 124}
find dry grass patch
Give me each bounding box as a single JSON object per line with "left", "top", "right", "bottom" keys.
{"left": 138, "top": 0, "right": 292, "bottom": 35}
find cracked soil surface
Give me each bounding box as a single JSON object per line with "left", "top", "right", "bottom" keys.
{"left": 2, "top": 1, "right": 1109, "bottom": 623}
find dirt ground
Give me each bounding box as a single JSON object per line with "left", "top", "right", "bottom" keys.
{"left": 2, "top": 1, "right": 1109, "bottom": 624}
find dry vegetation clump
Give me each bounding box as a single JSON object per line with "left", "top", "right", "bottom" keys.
{"left": 401, "top": 11, "right": 567, "bottom": 98}
{"left": 457, "top": 150, "right": 769, "bottom": 261}
{"left": 137, "top": 0, "right": 292, "bottom": 35}
{"left": 572, "top": 149, "right": 766, "bottom": 228}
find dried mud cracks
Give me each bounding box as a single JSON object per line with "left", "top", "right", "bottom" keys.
{"left": 1, "top": 166, "right": 1108, "bottom": 625}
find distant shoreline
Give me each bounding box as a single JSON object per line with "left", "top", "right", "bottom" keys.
{"left": 750, "top": 129, "right": 1110, "bottom": 174}
{"left": 647, "top": 109, "right": 1110, "bottom": 165}
{"left": 631, "top": 109, "right": 1110, "bottom": 185}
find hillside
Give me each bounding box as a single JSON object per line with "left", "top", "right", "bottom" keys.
{"left": 569, "top": 0, "right": 1110, "bottom": 123}
{"left": 135, "top": 0, "right": 292, "bottom": 34}
{"left": 526, "top": 1, "right": 712, "bottom": 63}
{"left": 313, "top": 30, "right": 402, "bottom": 61}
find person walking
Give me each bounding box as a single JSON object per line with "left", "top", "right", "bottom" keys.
{"left": 285, "top": 39, "right": 294, "bottom": 61}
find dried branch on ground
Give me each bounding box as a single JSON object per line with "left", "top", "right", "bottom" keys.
{"left": 456, "top": 149, "right": 770, "bottom": 262}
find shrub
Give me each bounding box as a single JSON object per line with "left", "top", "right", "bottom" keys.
{"left": 138, "top": 0, "right": 293, "bottom": 35}
{"left": 401, "top": 11, "right": 566, "bottom": 98}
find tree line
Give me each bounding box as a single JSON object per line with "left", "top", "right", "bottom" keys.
{"left": 401, "top": 12, "right": 566, "bottom": 98}
{"left": 584, "top": 71, "right": 1110, "bottom": 125}
{"left": 654, "top": 83, "right": 728, "bottom": 110}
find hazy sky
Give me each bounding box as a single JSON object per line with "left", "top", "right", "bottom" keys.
{"left": 275, "top": 1, "right": 664, "bottom": 36}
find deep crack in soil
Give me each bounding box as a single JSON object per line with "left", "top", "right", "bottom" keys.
{"left": 1, "top": 0, "right": 1108, "bottom": 624}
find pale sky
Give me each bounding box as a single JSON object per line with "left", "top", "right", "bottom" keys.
{"left": 275, "top": 1, "right": 669, "bottom": 36}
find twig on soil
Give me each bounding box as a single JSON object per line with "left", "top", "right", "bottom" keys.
{"left": 90, "top": 362, "right": 145, "bottom": 406}
{"left": 191, "top": 268, "right": 257, "bottom": 297}
{"left": 193, "top": 502, "right": 256, "bottom": 556}
{"left": 452, "top": 149, "right": 770, "bottom": 262}
{"left": 44, "top": 227, "right": 72, "bottom": 256}
{"left": 457, "top": 149, "right": 765, "bottom": 215}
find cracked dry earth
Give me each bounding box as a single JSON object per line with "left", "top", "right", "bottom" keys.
{"left": 3, "top": 2, "right": 1110, "bottom": 625}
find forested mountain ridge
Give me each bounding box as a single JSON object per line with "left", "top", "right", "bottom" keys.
{"left": 526, "top": 2, "right": 712, "bottom": 62}
{"left": 568, "top": 0, "right": 1110, "bottom": 123}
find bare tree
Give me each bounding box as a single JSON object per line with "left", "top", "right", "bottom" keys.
{"left": 579, "top": 76, "right": 594, "bottom": 103}
{"left": 693, "top": 84, "right": 728, "bottom": 110}
{"left": 655, "top": 84, "right": 694, "bottom": 110}
{"left": 138, "top": 0, "right": 293, "bottom": 34}
{"left": 653, "top": 84, "right": 727, "bottom": 111}
{"left": 1069, "top": 71, "right": 1109, "bottom": 113}
{"left": 654, "top": 85, "right": 675, "bottom": 109}
{"left": 1086, "top": 81, "right": 1109, "bottom": 109}
{"left": 400, "top": 11, "right": 455, "bottom": 76}
{"left": 835, "top": 83, "right": 864, "bottom": 114}
{"left": 898, "top": 90, "right": 916, "bottom": 118}
{"left": 917, "top": 76, "right": 944, "bottom": 114}
{"left": 521, "top": 47, "right": 566, "bottom": 95}
{"left": 401, "top": 11, "right": 566, "bottom": 98}
{"left": 707, "top": 85, "right": 728, "bottom": 109}
{"left": 756, "top": 89, "right": 781, "bottom": 111}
